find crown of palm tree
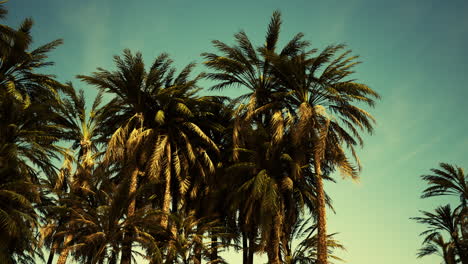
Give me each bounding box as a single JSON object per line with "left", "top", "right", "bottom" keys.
{"left": 421, "top": 163, "right": 468, "bottom": 207}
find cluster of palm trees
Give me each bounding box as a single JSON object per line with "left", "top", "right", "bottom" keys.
{"left": 0, "top": 4, "right": 380, "bottom": 264}
{"left": 413, "top": 163, "right": 468, "bottom": 264}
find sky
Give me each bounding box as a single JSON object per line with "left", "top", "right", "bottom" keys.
{"left": 7, "top": 0, "right": 468, "bottom": 263}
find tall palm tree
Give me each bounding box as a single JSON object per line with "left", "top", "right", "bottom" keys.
{"left": 46, "top": 85, "right": 108, "bottom": 264}
{"left": 202, "top": 11, "right": 311, "bottom": 264}
{"left": 268, "top": 45, "right": 379, "bottom": 264}
{"left": 78, "top": 50, "right": 219, "bottom": 264}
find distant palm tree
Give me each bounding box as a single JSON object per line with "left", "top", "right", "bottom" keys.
{"left": 421, "top": 163, "right": 467, "bottom": 211}
{"left": 163, "top": 211, "right": 228, "bottom": 264}
{"left": 420, "top": 163, "right": 468, "bottom": 259}
{"left": 283, "top": 218, "right": 345, "bottom": 264}
{"left": 417, "top": 233, "right": 457, "bottom": 264}
{"left": 46, "top": 86, "right": 107, "bottom": 264}
{"left": 412, "top": 204, "right": 467, "bottom": 264}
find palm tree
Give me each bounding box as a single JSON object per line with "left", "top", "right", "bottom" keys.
{"left": 78, "top": 50, "right": 219, "bottom": 264}
{"left": 56, "top": 163, "right": 166, "bottom": 264}
{"left": 163, "top": 211, "right": 228, "bottom": 264}
{"left": 268, "top": 45, "right": 379, "bottom": 264}
{"left": 417, "top": 233, "right": 457, "bottom": 264}
{"left": 38, "top": 150, "right": 73, "bottom": 264}
{"left": 0, "top": 8, "right": 64, "bottom": 262}
{"left": 44, "top": 85, "right": 108, "bottom": 264}
{"left": 202, "top": 11, "right": 312, "bottom": 264}
{"left": 421, "top": 163, "right": 468, "bottom": 208}
{"left": 412, "top": 204, "right": 467, "bottom": 264}
{"left": 283, "top": 217, "right": 345, "bottom": 264}
{"left": 420, "top": 163, "right": 468, "bottom": 258}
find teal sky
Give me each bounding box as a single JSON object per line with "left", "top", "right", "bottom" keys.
{"left": 8, "top": 0, "right": 468, "bottom": 263}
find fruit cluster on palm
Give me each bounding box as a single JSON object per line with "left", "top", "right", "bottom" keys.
{"left": 0, "top": 4, "right": 379, "bottom": 264}
{"left": 413, "top": 163, "right": 468, "bottom": 263}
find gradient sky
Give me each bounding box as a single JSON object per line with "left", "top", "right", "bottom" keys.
{"left": 8, "top": 0, "right": 468, "bottom": 263}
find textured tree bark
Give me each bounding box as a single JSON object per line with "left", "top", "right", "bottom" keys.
{"left": 453, "top": 236, "right": 468, "bottom": 264}
{"left": 266, "top": 210, "right": 282, "bottom": 264}
{"left": 46, "top": 247, "right": 55, "bottom": 264}
{"left": 247, "top": 233, "right": 255, "bottom": 264}
{"left": 161, "top": 146, "right": 172, "bottom": 229}
{"left": 210, "top": 235, "right": 218, "bottom": 262}
{"left": 194, "top": 238, "right": 202, "bottom": 264}
{"left": 315, "top": 158, "right": 328, "bottom": 264}
{"left": 242, "top": 232, "right": 248, "bottom": 264}
{"left": 108, "top": 247, "right": 118, "bottom": 264}
{"left": 120, "top": 167, "right": 139, "bottom": 264}
{"left": 56, "top": 234, "right": 72, "bottom": 264}
{"left": 281, "top": 228, "right": 291, "bottom": 261}
{"left": 458, "top": 202, "right": 468, "bottom": 264}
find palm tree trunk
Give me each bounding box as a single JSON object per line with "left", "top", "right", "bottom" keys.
{"left": 315, "top": 158, "right": 328, "bottom": 264}
{"left": 109, "top": 246, "right": 118, "bottom": 264}
{"left": 161, "top": 146, "right": 172, "bottom": 229}
{"left": 242, "top": 231, "right": 248, "bottom": 264}
{"left": 281, "top": 228, "right": 291, "bottom": 261}
{"left": 46, "top": 247, "right": 55, "bottom": 264}
{"left": 127, "top": 167, "right": 139, "bottom": 215}
{"left": 120, "top": 167, "right": 139, "bottom": 264}
{"left": 194, "top": 240, "right": 202, "bottom": 264}
{"left": 267, "top": 210, "right": 282, "bottom": 264}
{"left": 453, "top": 237, "right": 468, "bottom": 264}
{"left": 210, "top": 235, "right": 218, "bottom": 262}
{"left": 56, "top": 234, "right": 72, "bottom": 264}
{"left": 247, "top": 232, "right": 255, "bottom": 264}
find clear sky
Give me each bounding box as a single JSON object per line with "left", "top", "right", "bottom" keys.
{"left": 8, "top": 0, "right": 468, "bottom": 263}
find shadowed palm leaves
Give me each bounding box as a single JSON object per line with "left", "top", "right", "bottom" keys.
{"left": 412, "top": 204, "right": 467, "bottom": 264}
{"left": 419, "top": 163, "right": 468, "bottom": 262}
{"left": 40, "top": 86, "right": 108, "bottom": 264}
{"left": 417, "top": 233, "right": 457, "bottom": 264}
{"left": 421, "top": 163, "right": 468, "bottom": 209}
{"left": 163, "top": 211, "right": 229, "bottom": 264}
{"left": 57, "top": 166, "right": 165, "bottom": 264}
{"left": 0, "top": 9, "right": 64, "bottom": 263}
{"left": 56, "top": 84, "right": 106, "bottom": 193}
{"left": 283, "top": 217, "right": 345, "bottom": 264}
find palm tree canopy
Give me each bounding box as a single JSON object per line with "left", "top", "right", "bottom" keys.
{"left": 421, "top": 163, "right": 468, "bottom": 206}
